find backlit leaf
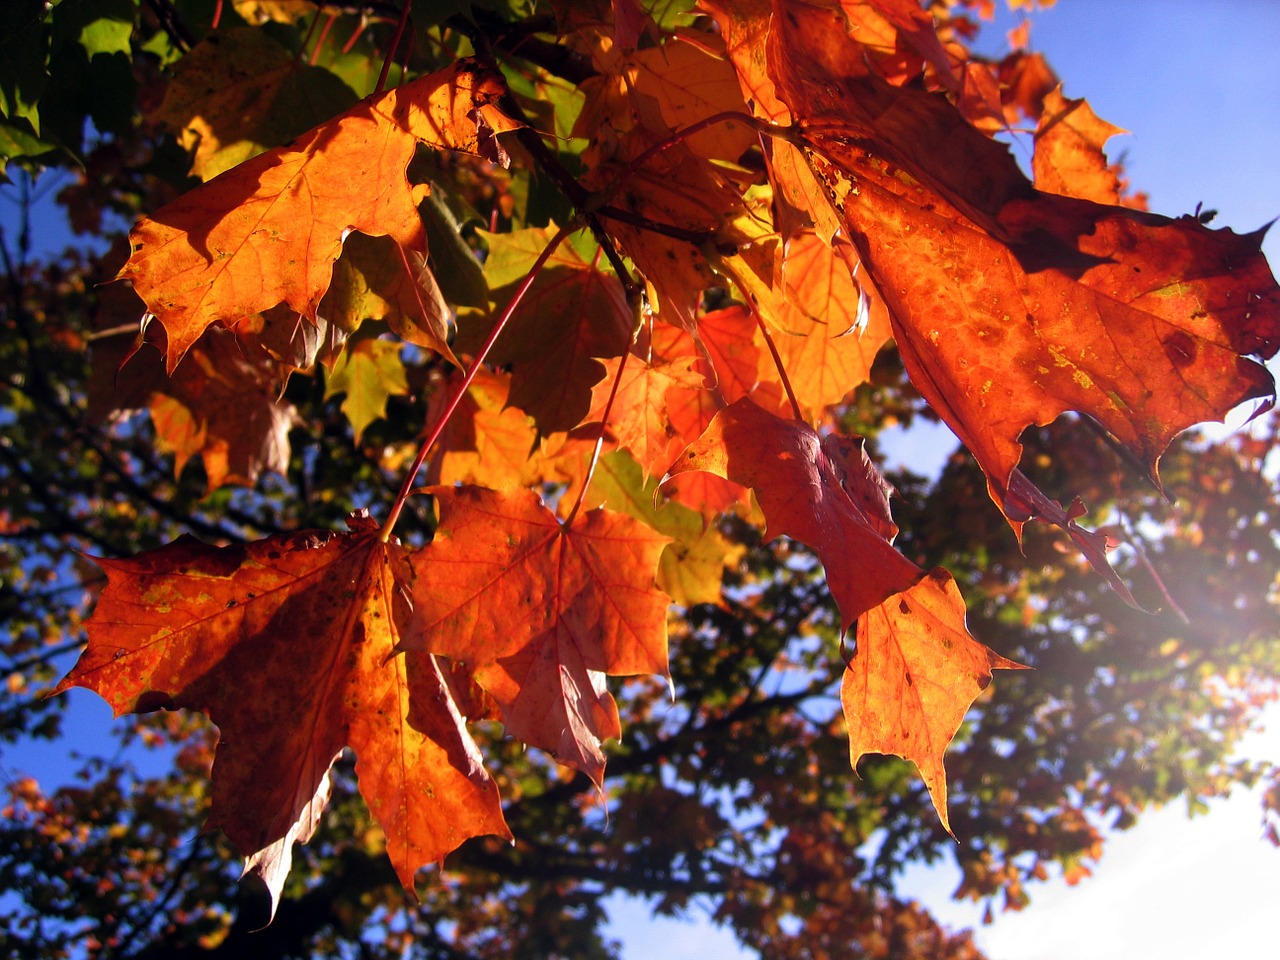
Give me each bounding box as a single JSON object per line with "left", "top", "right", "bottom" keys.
{"left": 583, "top": 352, "right": 704, "bottom": 477}
{"left": 324, "top": 338, "right": 409, "bottom": 442}
{"left": 844, "top": 570, "right": 1025, "bottom": 832}
{"left": 320, "top": 231, "right": 456, "bottom": 362}
{"left": 153, "top": 28, "right": 359, "bottom": 181}
{"left": 424, "top": 367, "right": 541, "bottom": 490}
{"left": 1033, "top": 87, "right": 1126, "bottom": 204}
{"left": 765, "top": 0, "right": 1280, "bottom": 520}
{"left": 146, "top": 326, "right": 296, "bottom": 492}
{"left": 580, "top": 450, "right": 744, "bottom": 606}
{"left": 123, "top": 60, "right": 517, "bottom": 371}
{"left": 409, "top": 487, "right": 671, "bottom": 785}
{"left": 664, "top": 397, "right": 918, "bottom": 629}
{"left": 54, "top": 516, "right": 511, "bottom": 914}
{"left": 667, "top": 398, "right": 1023, "bottom": 825}
{"left": 474, "top": 228, "right": 634, "bottom": 434}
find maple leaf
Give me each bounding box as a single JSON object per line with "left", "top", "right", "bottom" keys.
{"left": 645, "top": 305, "right": 787, "bottom": 514}
{"left": 649, "top": 304, "right": 764, "bottom": 408}
{"left": 1033, "top": 87, "right": 1127, "bottom": 204}
{"left": 152, "top": 28, "right": 359, "bottom": 181}
{"left": 760, "top": 232, "right": 892, "bottom": 417}
{"left": 424, "top": 367, "right": 541, "bottom": 491}
{"left": 666, "top": 398, "right": 1023, "bottom": 824}
{"left": 323, "top": 337, "right": 408, "bottom": 442}
{"left": 319, "top": 231, "right": 457, "bottom": 363}
{"left": 650, "top": 304, "right": 789, "bottom": 438}
{"left": 469, "top": 227, "right": 634, "bottom": 434}
{"left": 664, "top": 397, "right": 919, "bottom": 629}
{"left": 587, "top": 133, "right": 750, "bottom": 328}
{"left": 844, "top": 570, "right": 1024, "bottom": 831}
{"left": 582, "top": 352, "right": 705, "bottom": 478}
{"left": 408, "top": 487, "right": 671, "bottom": 786}
{"left": 54, "top": 516, "right": 510, "bottom": 913}
{"left": 998, "top": 49, "right": 1061, "bottom": 125}
{"left": 143, "top": 326, "right": 297, "bottom": 492}
{"left": 123, "top": 59, "right": 518, "bottom": 371}
{"left": 578, "top": 450, "right": 745, "bottom": 607}
{"left": 762, "top": 0, "right": 1280, "bottom": 526}
{"left": 625, "top": 34, "right": 758, "bottom": 162}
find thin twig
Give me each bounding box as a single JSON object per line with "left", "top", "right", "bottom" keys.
{"left": 2, "top": 639, "right": 89, "bottom": 675}
{"left": 379, "top": 221, "right": 578, "bottom": 541}
{"left": 374, "top": 0, "right": 412, "bottom": 95}
{"left": 143, "top": 0, "right": 195, "bottom": 51}
{"left": 702, "top": 248, "right": 804, "bottom": 421}
{"left": 298, "top": 9, "right": 326, "bottom": 62}
{"left": 562, "top": 346, "right": 633, "bottom": 529}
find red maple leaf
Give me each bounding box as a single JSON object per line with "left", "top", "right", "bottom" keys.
{"left": 54, "top": 514, "right": 510, "bottom": 913}
{"left": 407, "top": 487, "right": 671, "bottom": 786}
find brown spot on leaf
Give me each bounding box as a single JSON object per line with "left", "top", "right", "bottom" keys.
{"left": 1163, "top": 331, "right": 1197, "bottom": 368}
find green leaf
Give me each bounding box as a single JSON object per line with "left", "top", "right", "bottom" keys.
{"left": 420, "top": 189, "right": 489, "bottom": 308}
{"left": 325, "top": 339, "right": 410, "bottom": 442}
{"left": 0, "top": 1, "right": 52, "bottom": 132}
{"left": 586, "top": 450, "right": 743, "bottom": 607}
{"left": 0, "top": 118, "right": 60, "bottom": 174}
{"left": 76, "top": 0, "right": 135, "bottom": 57}
{"left": 154, "top": 27, "right": 359, "bottom": 181}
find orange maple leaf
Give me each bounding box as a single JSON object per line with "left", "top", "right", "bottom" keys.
{"left": 473, "top": 231, "right": 634, "bottom": 435}
{"left": 665, "top": 398, "right": 1023, "bottom": 825}
{"left": 769, "top": 232, "right": 892, "bottom": 416}
{"left": 54, "top": 515, "right": 511, "bottom": 913}
{"left": 141, "top": 326, "right": 296, "bottom": 491}
{"left": 583, "top": 352, "right": 705, "bottom": 477}
{"left": 587, "top": 134, "right": 749, "bottom": 328}
{"left": 423, "top": 367, "right": 541, "bottom": 491}
{"left": 123, "top": 60, "right": 517, "bottom": 371}
{"left": 320, "top": 231, "right": 457, "bottom": 364}
{"left": 408, "top": 487, "right": 671, "bottom": 786}
{"left": 764, "top": 0, "right": 1280, "bottom": 528}
{"left": 846, "top": 571, "right": 1024, "bottom": 832}
{"left": 650, "top": 305, "right": 763, "bottom": 406}
{"left": 1033, "top": 87, "right": 1127, "bottom": 205}
{"left": 152, "top": 27, "right": 359, "bottom": 182}
{"left": 647, "top": 306, "right": 786, "bottom": 515}
{"left": 625, "top": 34, "right": 758, "bottom": 162}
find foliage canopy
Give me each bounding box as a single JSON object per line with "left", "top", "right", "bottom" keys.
{"left": 2, "top": 0, "right": 1279, "bottom": 957}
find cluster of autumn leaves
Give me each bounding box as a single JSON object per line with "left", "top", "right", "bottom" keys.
{"left": 57, "top": 0, "right": 1279, "bottom": 912}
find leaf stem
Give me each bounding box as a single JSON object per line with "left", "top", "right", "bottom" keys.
{"left": 753, "top": 304, "right": 804, "bottom": 422}
{"left": 309, "top": 12, "right": 340, "bottom": 66}
{"left": 379, "top": 221, "right": 577, "bottom": 542}
{"left": 341, "top": 17, "right": 367, "bottom": 55}
{"left": 702, "top": 247, "right": 804, "bottom": 422}
{"left": 374, "top": 0, "right": 413, "bottom": 95}
{"left": 298, "top": 9, "right": 325, "bottom": 62}
{"left": 562, "top": 291, "right": 642, "bottom": 530}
